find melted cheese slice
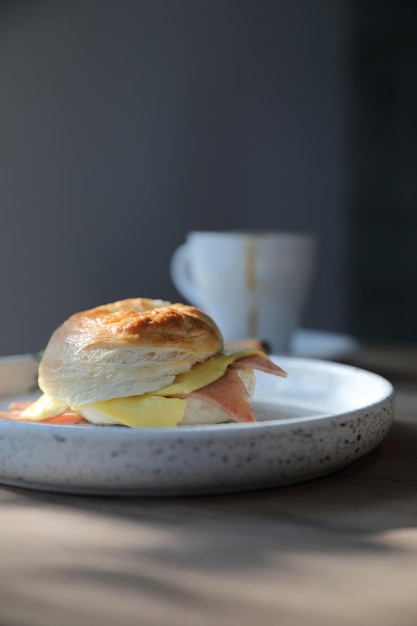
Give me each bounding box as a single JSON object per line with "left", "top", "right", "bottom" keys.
{"left": 153, "top": 348, "right": 261, "bottom": 396}
{"left": 77, "top": 396, "right": 187, "bottom": 428}
{"left": 22, "top": 393, "right": 187, "bottom": 427}
{"left": 22, "top": 348, "right": 263, "bottom": 428}
{"left": 22, "top": 393, "right": 69, "bottom": 419}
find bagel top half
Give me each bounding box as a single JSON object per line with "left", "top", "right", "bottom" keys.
{"left": 38, "top": 298, "right": 224, "bottom": 406}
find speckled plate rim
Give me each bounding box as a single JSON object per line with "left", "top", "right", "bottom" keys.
{"left": 0, "top": 354, "right": 395, "bottom": 495}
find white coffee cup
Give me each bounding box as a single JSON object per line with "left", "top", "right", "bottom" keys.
{"left": 170, "top": 231, "right": 317, "bottom": 354}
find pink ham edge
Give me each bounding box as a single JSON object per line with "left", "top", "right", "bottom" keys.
{"left": 176, "top": 352, "right": 287, "bottom": 424}
{"left": 231, "top": 353, "right": 287, "bottom": 378}
{"left": 0, "top": 401, "right": 88, "bottom": 424}
{"left": 177, "top": 367, "right": 256, "bottom": 423}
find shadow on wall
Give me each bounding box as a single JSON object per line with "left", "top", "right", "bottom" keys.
{"left": 0, "top": 0, "right": 347, "bottom": 355}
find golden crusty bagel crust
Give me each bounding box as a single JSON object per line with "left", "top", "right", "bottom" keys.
{"left": 38, "top": 298, "right": 224, "bottom": 406}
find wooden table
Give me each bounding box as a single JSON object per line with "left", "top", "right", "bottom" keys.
{"left": 1, "top": 344, "right": 417, "bottom": 626}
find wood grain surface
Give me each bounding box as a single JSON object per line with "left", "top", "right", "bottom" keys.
{"left": 1, "top": 345, "right": 417, "bottom": 626}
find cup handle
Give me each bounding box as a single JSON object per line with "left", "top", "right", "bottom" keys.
{"left": 170, "top": 244, "right": 201, "bottom": 306}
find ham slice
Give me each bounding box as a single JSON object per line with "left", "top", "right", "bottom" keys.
{"left": 0, "top": 411, "right": 88, "bottom": 424}
{"left": 177, "top": 366, "right": 256, "bottom": 423}
{"left": 177, "top": 352, "right": 286, "bottom": 424}
{"left": 9, "top": 401, "right": 36, "bottom": 411}
{"left": 231, "top": 353, "right": 287, "bottom": 378}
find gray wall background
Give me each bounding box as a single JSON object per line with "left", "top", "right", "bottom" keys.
{"left": 349, "top": 0, "right": 417, "bottom": 343}
{"left": 0, "top": 0, "right": 348, "bottom": 355}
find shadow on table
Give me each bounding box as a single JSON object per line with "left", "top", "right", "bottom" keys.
{"left": 2, "top": 419, "right": 417, "bottom": 574}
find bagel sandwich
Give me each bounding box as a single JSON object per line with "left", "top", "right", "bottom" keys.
{"left": 1, "top": 298, "right": 287, "bottom": 428}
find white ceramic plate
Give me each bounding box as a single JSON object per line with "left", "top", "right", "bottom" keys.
{"left": 0, "top": 354, "right": 393, "bottom": 496}
{"left": 291, "top": 329, "right": 361, "bottom": 360}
